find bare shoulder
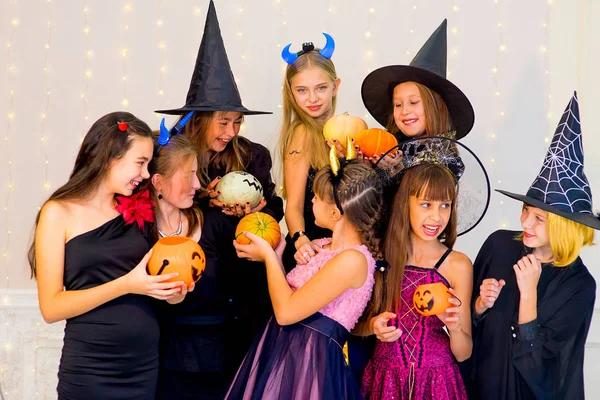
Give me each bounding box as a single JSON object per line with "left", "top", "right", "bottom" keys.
{"left": 327, "top": 248, "right": 368, "bottom": 287}
{"left": 39, "top": 200, "right": 70, "bottom": 224}
{"left": 287, "top": 125, "right": 310, "bottom": 150}
{"left": 447, "top": 250, "right": 473, "bottom": 271}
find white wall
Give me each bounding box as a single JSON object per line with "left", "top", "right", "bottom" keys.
{"left": 0, "top": 0, "right": 598, "bottom": 398}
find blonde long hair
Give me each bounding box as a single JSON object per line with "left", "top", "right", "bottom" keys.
{"left": 278, "top": 51, "right": 338, "bottom": 197}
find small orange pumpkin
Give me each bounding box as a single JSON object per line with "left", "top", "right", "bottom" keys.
{"left": 323, "top": 112, "right": 368, "bottom": 149}
{"left": 355, "top": 128, "right": 398, "bottom": 158}
{"left": 148, "top": 236, "right": 206, "bottom": 286}
{"left": 235, "top": 212, "right": 282, "bottom": 249}
{"left": 413, "top": 282, "right": 452, "bottom": 316}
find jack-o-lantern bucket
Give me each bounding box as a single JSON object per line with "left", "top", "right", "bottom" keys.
{"left": 412, "top": 282, "right": 452, "bottom": 317}
{"left": 235, "top": 212, "right": 281, "bottom": 249}
{"left": 148, "top": 236, "right": 206, "bottom": 286}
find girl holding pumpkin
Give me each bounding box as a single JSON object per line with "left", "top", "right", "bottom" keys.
{"left": 144, "top": 132, "right": 242, "bottom": 400}
{"left": 278, "top": 33, "right": 344, "bottom": 272}
{"left": 28, "top": 112, "right": 186, "bottom": 400}
{"left": 226, "top": 151, "right": 384, "bottom": 400}
{"left": 359, "top": 137, "right": 490, "bottom": 400}
{"left": 362, "top": 20, "right": 474, "bottom": 147}
{"left": 467, "top": 93, "right": 596, "bottom": 400}
{"left": 155, "top": 2, "right": 283, "bottom": 388}
{"left": 156, "top": 2, "right": 283, "bottom": 223}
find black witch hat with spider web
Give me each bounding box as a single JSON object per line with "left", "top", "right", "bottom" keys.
{"left": 497, "top": 92, "right": 600, "bottom": 230}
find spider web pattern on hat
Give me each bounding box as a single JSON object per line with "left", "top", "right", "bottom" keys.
{"left": 375, "top": 136, "right": 491, "bottom": 236}
{"left": 527, "top": 95, "right": 592, "bottom": 213}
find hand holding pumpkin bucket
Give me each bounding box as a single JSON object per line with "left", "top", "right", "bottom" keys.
{"left": 148, "top": 236, "right": 206, "bottom": 286}
{"left": 412, "top": 282, "right": 461, "bottom": 317}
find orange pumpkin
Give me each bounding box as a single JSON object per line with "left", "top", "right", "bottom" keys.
{"left": 148, "top": 236, "right": 206, "bottom": 286}
{"left": 355, "top": 128, "right": 398, "bottom": 158}
{"left": 235, "top": 212, "right": 281, "bottom": 249}
{"left": 323, "top": 112, "right": 368, "bottom": 149}
{"left": 412, "top": 282, "right": 452, "bottom": 316}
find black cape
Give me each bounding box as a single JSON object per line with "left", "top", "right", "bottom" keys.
{"left": 465, "top": 230, "right": 596, "bottom": 400}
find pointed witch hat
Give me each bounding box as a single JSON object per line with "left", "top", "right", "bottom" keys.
{"left": 155, "top": 0, "right": 270, "bottom": 115}
{"left": 497, "top": 92, "right": 600, "bottom": 230}
{"left": 361, "top": 19, "right": 474, "bottom": 139}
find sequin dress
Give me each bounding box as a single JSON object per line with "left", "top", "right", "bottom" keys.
{"left": 362, "top": 249, "right": 468, "bottom": 400}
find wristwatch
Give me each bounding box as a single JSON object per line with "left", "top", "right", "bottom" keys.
{"left": 291, "top": 230, "right": 306, "bottom": 243}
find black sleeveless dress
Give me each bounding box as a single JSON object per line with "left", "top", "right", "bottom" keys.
{"left": 57, "top": 216, "right": 159, "bottom": 400}
{"left": 281, "top": 167, "right": 332, "bottom": 272}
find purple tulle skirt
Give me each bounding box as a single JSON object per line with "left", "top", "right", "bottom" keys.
{"left": 225, "top": 312, "right": 363, "bottom": 400}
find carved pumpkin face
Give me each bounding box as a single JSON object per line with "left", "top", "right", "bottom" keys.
{"left": 147, "top": 236, "right": 206, "bottom": 286}
{"left": 412, "top": 282, "right": 451, "bottom": 316}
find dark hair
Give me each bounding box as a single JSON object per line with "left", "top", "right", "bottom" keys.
{"left": 144, "top": 132, "right": 203, "bottom": 241}
{"left": 362, "top": 163, "right": 458, "bottom": 322}
{"left": 28, "top": 111, "right": 153, "bottom": 278}
{"left": 313, "top": 161, "right": 384, "bottom": 260}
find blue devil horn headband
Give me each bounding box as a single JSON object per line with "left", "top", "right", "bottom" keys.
{"left": 157, "top": 111, "right": 195, "bottom": 147}
{"left": 281, "top": 32, "right": 335, "bottom": 65}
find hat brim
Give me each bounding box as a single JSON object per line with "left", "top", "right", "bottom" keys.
{"left": 361, "top": 65, "right": 474, "bottom": 139}
{"left": 496, "top": 189, "right": 600, "bottom": 230}
{"left": 155, "top": 105, "right": 272, "bottom": 116}
{"left": 375, "top": 136, "right": 491, "bottom": 237}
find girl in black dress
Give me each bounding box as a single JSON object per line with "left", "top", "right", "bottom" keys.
{"left": 155, "top": 1, "right": 282, "bottom": 375}
{"left": 146, "top": 132, "right": 241, "bottom": 399}
{"left": 28, "top": 112, "right": 186, "bottom": 400}
{"left": 277, "top": 34, "right": 341, "bottom": 272}
{"left": 468, "top": 93, "right": 597, "bottom": 399}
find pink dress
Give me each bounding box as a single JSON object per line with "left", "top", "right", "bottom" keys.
{"left": 226, "top": 238, "right": 376, "bottom": 400}
{"left": 362, "top": 249, "right": 468, "bottom": 400}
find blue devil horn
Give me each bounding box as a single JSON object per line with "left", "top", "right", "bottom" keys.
{"left": 158, "top": 118, "right": 171, "bottom": 146}
{"left": 171, "top": 111, "right": 195, "bottom": 136}
{"left": 281, "top": 43, "right": 298, "bottom": 65}
{"left": 319, "top": 32, "right": 335, "bottom": 59}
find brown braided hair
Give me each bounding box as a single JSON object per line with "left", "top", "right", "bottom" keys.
{"left": 312, "top": 161, "right": 384, "bottom": 259}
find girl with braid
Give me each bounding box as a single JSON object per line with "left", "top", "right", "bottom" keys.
{"left": 226, "top": 155, "right": 384, "bottom": 400}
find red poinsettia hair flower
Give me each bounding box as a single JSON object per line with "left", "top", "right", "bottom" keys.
{"left": 115, "top": 189, "right": 155, "bottom": 229}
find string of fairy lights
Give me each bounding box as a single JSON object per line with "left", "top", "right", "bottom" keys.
{"left": 82, "top": 1, "right": 92, "bottom": 142}
{"left": 1, "top": 8, "right": 19, "bottom": 398}
{"left": 0, "top": 1, "right": 583, "bottom": 397}
{"left": 362, "top": 4, "right": 376, "bottom": 121}
{"left": 40, "top": 3, "right": 53, "bottom": 194}
{"left": 154, "top": 0, "right": 166, "bottom": 126}
{"left": 542, "top": 0, "right": 552, "bottom": 143}
{"left": 121, "top": 2, "right": 132, "bottom": 109}
{"left": 489, "top": 0, "right": 506, "bottom": 228}
{"left": 236, "top": 0, "right": 248, "bottom": 134}
{"left": 275, "top": 0, "right": 287, "bottom": 112}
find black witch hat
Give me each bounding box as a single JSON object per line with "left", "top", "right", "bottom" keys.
{"left": 375, "top": 136, "right": 491, "bottom": 236}
{"left": 361, "top": 19, "right": 474, "bottom": 139}
{"left": 497, "top": 92, "right": 600, "bottom": 230}
{"left": 155, "top": 0, "right": 270, "bottom": 115}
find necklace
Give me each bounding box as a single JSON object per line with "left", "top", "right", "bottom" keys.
{"left": 158, "top": 211, "right": 183, "bottom": 238}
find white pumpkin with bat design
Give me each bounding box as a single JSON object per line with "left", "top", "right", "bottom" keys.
{"left": 215, "top": 171, "right": 263, "bottom": 208}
